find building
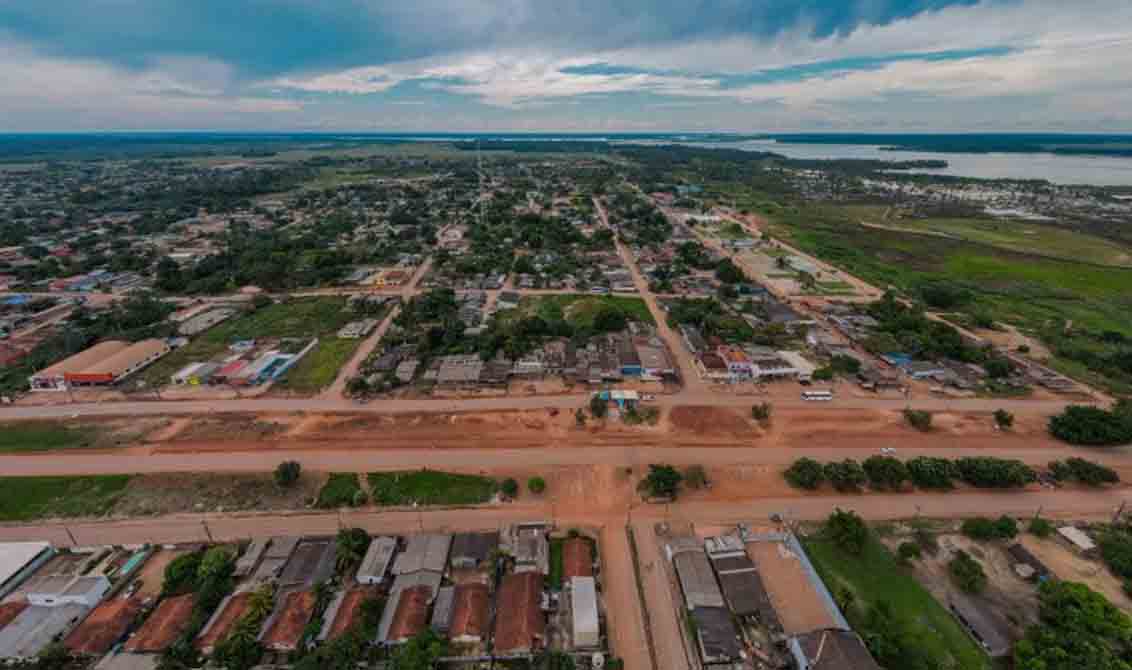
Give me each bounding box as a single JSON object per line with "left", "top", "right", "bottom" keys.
{"left": 337, "top": 319, "right": 380, "bottom": 339}
{"left": 197, "top": 592, "right": 254, "bottom": 653}
{"left": 508, "top": 525, "right": 549, "bottom": 575}
{"left": 777, "top": 350, "right": 817, "bottom": 383}
{"left": 562, "top": 537, "right": 594, "bottom": 579}
{"left": 0, "top": 602, "right": 90, "bottom": 660}
{"left": 493, "top": 572, "right": 545, "bottom": 655}
{"left": 719, "top": 347, "right": 754, "bottom": 380}
{"left": 448, "top": 583, "right": 490, "bottom": 644}
{"left": 27, "top": 575, "right": 110, "bottom": 607}
{"left": 429, "top": 586, "right": 455, "bottom": 635}
{"left": 449, "top": 532, "right": 498, "bottom": 570}
{"left": 318, "top": 587, "right": 377, "bottom": 642}
{"left": 672, "top": 549, "right": 725, "bottom": 610}
{"left": 260, "top": 590, "right": 318, "bottom": 651}
{"left": 789, "top": 629, "right": 883, "bottom": 670}
{"left": 0, "top": 542, "right": 53, "bottom": 600}
{"left": 392, "top": 534, "right": 451, "bottom": 576}
{"left": 30, "top": 340, "right": 171, "bottom": 390}
{"left": 690, "top": 607, "right": 741, "bottom": 664}
{"left": 124, "top": 594, "right": 195, "bottom": 653}
{"left": 28, "top": 341, "right": 130, "bottom": 391}
{"left": 570, "top": 577, "right": 599, "bottom": 649}
{"left": 381, "top": 584, "right": 433, "bottom": 645}
{"left": 233, "top": 540, "right": 269, "bottom": 578}
{"left": 177, "top": 308, "right": 235, "bottom": 336}
{"left": 64, "top": 596, "right": 146, "bottom": 656}
{"left": 948, "top": 595, "right": 1012, "bottom": 658}
{"left": 356, "top": 537, "right": 398, "bottom": 585}
{"left": 170, "top": 361, "right": 220, "bottom": 386}
{"left": 696, "top": 352, "right": 733, "bottom": 383}
{"left": 1006, "top": 543, "right": 1053, "bottom": 581}
{"left": 1057, "top": 526, "right": 1097, "bottom": 554}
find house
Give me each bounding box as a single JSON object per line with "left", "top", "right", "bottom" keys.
{"left": 718, "top": 346, "right": 753, "bottom": 380}
{"left": 381, "top": 584, "right": 432, "bottom": 645}
{"left": 0, "top": 603, "right": 90, "bottom": 661}
{"left": 493, "top": 572, "right": 545, "bottom": 654}
{"left": 356, "top": 537, "right": 398, "bottom": 585}
{"left": 448, "top": 583, "right": 490, "bottom": 644}
{"left": 789, "top": 629, "right": 883, "bottom": 670}
{"left": 570, "top": 577, "right": 600, "bottom": 649}
{"left": 27, "top": 575, "right": 110, "bottom": 607}
{"left": 902, "top": 360, "right": 946, "bottom": 380}
{"left": 672, "top": 549, "right": 725, "bottom": 610}
{"left": 696, "top": 352, "right": 733, "bottom": 383}
{"left": 562, "top": 537, "right": 593, "bottom": 579}
{"left": 507, "top": 525, "right": 549, "bottom": 575}
{"left": 680, "top": 324, "right": 707, "bottom": 355}
{"left": 449, "top": 532, "right": 498, "bottom": 570}
{"left": 749, "top": 352, "right": 798, "bottom": 380}
{"left": 392, "top": 534, "right": 451, "bottom": 576}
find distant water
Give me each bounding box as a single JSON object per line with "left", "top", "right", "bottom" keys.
{"left": 701, "top": 139, "right": 1132, "bottom": 186}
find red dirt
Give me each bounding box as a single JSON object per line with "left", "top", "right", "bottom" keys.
{"left": 65, "top": 596, "right": 146, "bottom": 656}
{"left": 196, "top": 592, "right": 252, "bottom": 651}
{"left": 261, "top": 590, "right": 317, "bottom": 650}
{"left": 668, "top": 406, "right": 755, "bottom": 437}
{"left": 324, "top": 587, "right": 378, "bottom": 641}
{"left": 125, "top": 594, "right": 195, "bottom": 653}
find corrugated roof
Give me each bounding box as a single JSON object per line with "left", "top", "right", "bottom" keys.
{"left": 673, "top": 551, "right": 725, "bottom": 610}
{"left": 64, "top": 597, "right": 145, "bottom": 656}
{"left": 563, "top": 537, "right": 593, "bottom": 579}
{"left": 791, "top": 630, "right": 882, "bottom": 670}
{"left": 392, "top": 534, "right": 451, "bottom": 576}
{"left": 448, "top": 583, "right": 489, "bottom": 640}
{"left": 67, "top": 340, "right": 168, "bottom": 379}
{"left": 357, "top": 537, "right": 397, "bottom": 583}
{"left": 32, "top": 341, "right": 130, "bottom": 378}
{"left": 386, "top": 585, "right": 431, "bottom": 643}
{"left": 493, "top": 572, "right": 544, "bottom": 653}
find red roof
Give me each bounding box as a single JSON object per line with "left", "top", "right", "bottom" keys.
{"left": 125, "top": 594, "right": 195, "bottom": 653}
{"left": 324, "top": 588, "right": 377, "bottom": 641}
{"left": 493, "top": 572, "right": 544, "bottom": 653}
{"left": 448, "top": 584, "right": 489, "bottom": 640}
{"left": 388, "top": 585, "right": 431, "bottom": 643}
{"left": 261, "top": 590, "right": 318, "bottom": 651}
{"left": 65, "top": 597, "right": 146, "bottom": 656}
{"left": 0, "top": 600, "right": 28, "bottom": 628}
{"left": 196, "top": 592, "right": 252, "bottom": 651}
{"left": 562, "top": 538, "right": 593, "bottom": 579}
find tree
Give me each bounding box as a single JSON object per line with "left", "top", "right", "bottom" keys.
{"left": 993, "top": 409, "right": 1014, "bottom": 430}
{"left": 863, "top": 456, "right": 909, "bottom": 491}
{"left": 1049, "top": 458, "right": 1120, "bottom": 486}
{"left": 391, "top": 630, "right": 446, "bottom": 670}
{"left": 1049, "top": 404, "right": 1132, "bottom": 446}
{"left": 714, "top": 258, "right": 744, "bottom": 284}
{"left": 824, "top": 459, "right": 866, "bottom": 492}
{"left": 906, "top": 456, "right": 958, "bottom": 489}
{"left": 1014, "top": 580, "right": 1132, "bottom": 670}
{"left": 1029, "top": 517, "right": 1054, "bottom": 538}
{"left": 1099, "top": 531, "right": 1132, "bottom": 579}
{"left": 345, "top": 376, "right": 371, "bottom": 397}
{"left": 949, "top": 550, "right": 987, "bottom": 593}
{"left": 751, "top": 402, "right": 772, "bottom": 426}
{"left": 955, "top": 457, "right": 1035, "bottom": 488}
{"left": 897, "top": 541, "right": 922, "bottom": 565}
{"left": 589, "top": 395, "right": 609, "bottom": 419}
{"left": 784, "top": 458, "right": 825, "bottom": 490}
{"left": 683, "top": 465, "right": 708, "bottom": 490}
{"left": 639, "top": 464, "right": 683, "bottom": 500}
{"left": 528, "top": 476, "right": 547, "bottom": 495}
{"left": 336, "top": 528, "right": 371, "bottom": 573}
{"left": 984, "top": 358, "right": 1014, "bottom": 379}
{"left": 961, "top": 515, "right": 1018, "bottom": 541}
{"left": 501, "top": 478, "right": 520, "bottom": 499}
{"left": 903, "top": 408, "right": 933, "bottom": 432}
{"left": 274, "top": 460, "right": 302, "bottom": 488}
{"left": 198, "top": 547, "right": 234, "bottom": 582}
{"left": 826, "top": 508, "right": 869, "bottom": 555}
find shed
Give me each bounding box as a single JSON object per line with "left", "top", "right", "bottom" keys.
{"left": 1057, "top": 526, "right": 1097, "bottom": 553}
{"left": 357, "top": 537, "right": 398, "bottom": 585}
{"left": 949, "top": 595, "right": 1012, "bottom": 658}
{"left": 571, "top": 577, "right": 600, "bottom": 649}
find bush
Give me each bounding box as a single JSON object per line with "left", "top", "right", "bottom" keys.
{"left": 824, "top": 459, "right": 866, "bottom": 493}
{"left": 993, "top": 409, "right": 1014, "bottom": 430}
{"left": 897, "top": 541, "right": 923, "bottom": 564}
{"left": 826, "top": 508, "right": 869, "bottom": 555}
{"left": 527, "top": 476, "right": 547, "bottom": 495}
{"left": 906, "top": 457, "right": 958, "bottom": 489}
{"left": 1029, "top": 517, "right": 1055, "bottom": 538}
{"left": 683, "top": 465, "right": 708, "bottom": 490}
{"left": 501, "top": 478, "right": 520, "bottom": 499}
{"left": 639, "top": 464, "right": 683, "bottom": 500}
{"left": 863, "top": 456, "right": 909, "bottom": 491}
{"left": 949, "top": 550, "right": 987, "bottom": 593}
{"left": 1049, "top": 405, "right": 1132, "bottom": 446}
{"left": 589, "top": 395, "right": 609, "bottom": 419}
{"left": 955, "top": 457, "right": 1035, "bottom": 488}
{"left": 962, "top": 515, "right": 1018, "bottom": 541}
{"left": 812, "top": 367, "right": 834, "bottom": 381}
{"left": 1049, "top": 458, "right": 1120, "bottom": 486}
{"left": 317, "top": 473, "right": 363, "bottom": 508}
{"left": 903, "top": 409, "right": 933, "bottom": 432}
{"left": 751, "top": 402, "right": 772, "bottom": 426}
{"left": 1099, "top": 531, "right": 1132, "bottom": 579}
{"left": 784, "top": 458, "right": 825, "bottom": 490}
{"left": 274, "top": 461, "right": 302, "bottom": 488}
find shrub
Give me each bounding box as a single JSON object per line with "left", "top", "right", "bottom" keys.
{"left": 954, "top": 457, "right": 1035, "bottom": 488}
{"left": 784, "top": 458, "right": 825, "bottom": 490}
{"left": 501, "top": 478, "right": 520, "bottom": 498}
{"left": 639, "top": 464, "right": 683, "bottom": 500}
{"left": 962, "top": 515, "right": 1018, "bottom": 541}
{"left": 903, "top": 408, "right": 933, "bottom": 432}
{"left": 897, "top": 541, "right": 922, "bottom": 564}
{"left": 824, "top": 459, "right": 867, "bottom": 493}
{"left": 1029, "top": 517, "right": 1055, "bottom": 538}
{"left": 813, "top": 367, "right": 834, "bottom": 381}
{"left": 751, "top": 402, "right": 772, "bottom": 426}
{"left": 993, "top": 409, "right": 1014, "bottom": 430}
{"left": 274, "top": 461, "right": 302, "bottom": 488}
{"left": 683, "top": 465, "right": 708, "bottom": 490}
{"left": 1049, "top": 458, "right": 1120, "bottom": 486}
{"left": 589, "top": 395, "right": 609, "bottom": 419}
{"left": 527, "top": 476, "right": 547, "bottom": 495}
{"left": 1099, "top": 531, "right": 1132, "bottom": 579}
{"left": 1049, "top": 405, "right": 1132, "bottom": 446}
{"left": 317, "top": 473, "right": 363, "bottom": 508}
{"left": 906, "top": 457, "right": 958, "bottom": 489}
{"left": 826, "top": 508, "right": 869, "bottom": 555}
{"left": 863, "top": 455, "right": 909, "bottom": 491}
{"left": 949, "top": 550, "right": 987, "bottom": 593}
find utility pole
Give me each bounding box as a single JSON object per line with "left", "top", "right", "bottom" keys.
{"left": 63, "top": 525, "right": 78, "bottom": 547}
{"left": 201, "top": 517, "right": 214, "bottom": 543}
{"left": 1115, "top": 501, "right": 1127, "bottom": 524}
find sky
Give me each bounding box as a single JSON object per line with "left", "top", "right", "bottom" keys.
{"left": 1, "top": 0, "right": 1130, "bottom": 133}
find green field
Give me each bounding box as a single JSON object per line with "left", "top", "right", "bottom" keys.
{"left": 316, "top": 473, "right": 364, "bottom": 508}
{"left": 803, "top": 534, "right": 991, "bottom": 670}
{"left": 521, "top": 294, "right": 655, "bottom": 328}
{"left": 0, "top": 476, "right": 133, "bottom": 521}
{"left": 0, "top": 423, "right": 98, "bottom": 453}
{"left": 367, "top": 470, "right": 498, "bottom": 506}
{"left": 141, "top": 298, "right": 360, "bottom": 390}
{"left": 275, "top": 336, "right": 362, "bottom": 394}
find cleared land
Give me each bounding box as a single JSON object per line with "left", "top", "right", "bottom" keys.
{"left": 803, "top": 533, "right": 991, "bottom": 670}
{"left": 367, "top": 470, "right": 498, "bottom": 506}
{"left": 515, "top": 294, "right": 655, "bottom": 328}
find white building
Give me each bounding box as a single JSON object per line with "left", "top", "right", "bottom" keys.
{"left": 357, "top": 537, "right": 398, "bottom": 585}
{"left": 571, "top": 577, "right": 600, "bottom": 649}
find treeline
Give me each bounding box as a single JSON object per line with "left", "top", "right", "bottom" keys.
{"left": 1049, "top": 403, "right": 1132, "bottom": 446}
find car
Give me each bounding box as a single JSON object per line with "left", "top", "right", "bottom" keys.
{"left": 880, "top": 447, "right": 896, "bottom": 455}
{"left": 641, "top": 394, "right": 656, "bottom": 401}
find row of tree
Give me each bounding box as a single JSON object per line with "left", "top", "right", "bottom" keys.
{"left": 784, "top": 454, "right": 1066, "bottom": 492}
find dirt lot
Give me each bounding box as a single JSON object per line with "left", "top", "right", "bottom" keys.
{"left": 1019, "top": 534, "right": 1132, "bottom": 611}
{"left": 114, "top": 473, "right": 323, "bottom": 516}
{"left": 667, "top": 406, "right": 760, "bottom": 438}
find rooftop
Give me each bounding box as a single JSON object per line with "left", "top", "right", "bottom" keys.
{"left": 790, "top": 629, "right": 882, "bottom": 670}
{"left": 386, "top": 585, "right": 431, "bottom": 643}
{"left": 261, "top": 590, "right": 318, "bottom": 651}
{"left": 64, "top": 596, "right": 146, "bottom": 656}
{"left": 493, "top": 572, "right": 544, "bottom": 653}
{"left": 124, "top": 594, "right": 195, "bottom": 653}
{"left": 448, "top": 583, "right": 490, "bottom": 641}
{"left": 562, "top": 537, "right": 593, "bottom": 579}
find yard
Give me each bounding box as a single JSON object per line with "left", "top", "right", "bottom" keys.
{"left": 0, "top": 475, "right": 133, "bottom": 521}
{"left": 367, "top": 470, "right": 498, "bottom": 506}
{"left": 804, "top": 533, "right": 992, "bottom": 670}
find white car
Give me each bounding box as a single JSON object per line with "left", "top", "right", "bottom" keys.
{"left": 641, "top": 394, "right": 656, "bottom": 401}
{"left": 880, "top": 447, "right": 896, "bottom": 455}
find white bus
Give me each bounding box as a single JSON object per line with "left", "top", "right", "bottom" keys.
{"left": 801, "top": 390, "right": 834, "bottom": 401}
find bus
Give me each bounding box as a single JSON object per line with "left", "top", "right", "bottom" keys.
{"left": 801, "top": 390, "right": 834, "bottom": 401}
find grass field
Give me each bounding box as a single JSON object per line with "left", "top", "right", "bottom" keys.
{"left": 141, "top": 298, "right": 359, "bottom": 390}
{"left": 804, "top": 534, "right": 991, "bottom": 670}
{"left": 316, "top": 473, "right": 364, "bottom": 508}
{"left": 0, "top": 476, "right": 132, "bottom": 521}
{"left": 0, "top": 423, "right": 98, "bottom": 453}
{"left": 275, "top": 336, "right": 362, "bottom": 394}
{"left": 524, "top": 294, "right": 655, "bottom": 328}
{"left": 367, "top": 470, "right": 498, "bottom": 506}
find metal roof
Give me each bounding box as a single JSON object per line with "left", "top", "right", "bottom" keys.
{"left": 571, "top": 577, "right": 599, "bottom": 648}
{"left": 673, "top": 551, "right": 725, "bottom": 610}
{"left": 357, "top": 537, "right": 397, "bottom": 583}
{"left": 0, "top": 604, "right": 89, "bottom": 660}
{"left": 392, "top": 534, "right": 451, "bottom": 576}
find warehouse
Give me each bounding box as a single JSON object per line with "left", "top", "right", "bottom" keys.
{"left": 0, "top": 542, "right": 54, "bottom": 600}
{"left": 356, "top": 537, "right": 397, "bottom": 585}
{"left": 570, "top": 576, "right": 600, "bottom": 649}
{"left": 63, "top": 339, "right": 171, "bottom": 387}
{"left": 28, "top": 341, "right": 130, "bottom": 391}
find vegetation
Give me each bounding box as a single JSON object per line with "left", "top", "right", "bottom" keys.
{"left": 1048, "top": 458, "right": 1120, "bottom": 486}
{"left": 274, "top": 461, "right": 302, "bottom": 488}
{"left": 0, "top": 423, "right": 98, "bottom": 453}
{"left": 1014, "top": 580, "right": 1132, "bottom": 670}
{"left": 389, "top": 629, "right": 447, "bottom": 670}
{"left": 825, "top": 509, "right": 869, "bottom": 555}
{"left": 501, "top": 478, "right": 520, "bottom": 499}
{"left": 824, "top": 459, "right": 867, "bottom": 493}
{"left": 949, "top": 550, "right": 988, "bottom": 593}
{"left": 1048, "top": 404, "right": 1132, "bottom": 446}
{"left": 638, "top": 464, "right": 683, "bottom": 500}
{"left": 954, "top": 457, "right": 1036, "bottom": 488}
{"left": 317, "top": 473, "right": 365, "bottom": 508}
{"left": 212, "top": 585, "right": 274, "bottom": 670}
{"left": 784, "top": 458, "right": 825, "bottom": 490}
{"left": 906, "top": 457, "right": 959, "bottom": 489}
{"left": 961, "top": 516, "right": 1019, "bottom": 541}
{"left": 896, "top": 541, "right": 923, "bottom": 564}
{"left": 0, "top": 475, "right": 132, "bottom": 521}
{"left": 993, "top": 409, "right": 1014, "bottom": 430}
{"left": 805, "top": 530, "right": 990, "bottom": 670}
{"left": 862, "top": 456, "right": 909, "bottom": 490}
{"left": 1029, "top": 517, "right": 1055, "bottom": 538}
{"left": 750, "top": 402, "right": 772, "bottom": 426}
{"left": 160, "top": 547, "right": 238, "bottom": 670}
{"left": 589, "top": 394, "right": 609, "bottom": 419}
{"left": 903, "top": 408, "right": 934, "bottom": 432}
{"left": 335, "top": 528, "right": 371, "bottom": 574}
{"left": 528, "top": 476, "right": 547, "bottom": 495}
{"left": 367, "top": 470, "right": 498, "bottom": 506}
{"left": 1099, "top": 528, "right": 1132, "bottom": 580}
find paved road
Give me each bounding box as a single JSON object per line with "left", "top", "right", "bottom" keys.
{"left": 0, "top": 443, "right": 1121, "bottom": 477}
